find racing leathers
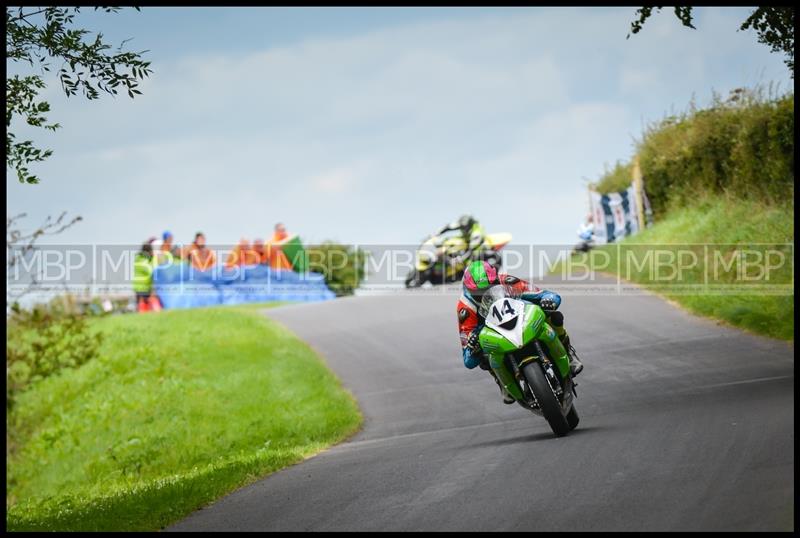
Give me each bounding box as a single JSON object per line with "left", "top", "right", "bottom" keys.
{"left": 438, "top": 219, "right": 487, "bottom": 265}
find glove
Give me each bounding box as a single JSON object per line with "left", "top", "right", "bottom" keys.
{"left": 463, "top": 346, "right": 482, "bottom": 369}
{"left": 539, "top": 292, "right": 560, "bottom": 311}
{"left": 466, "top": 330, "right": 480, "bottom": 352}
{"left": 454, "top": 251, "right": 472, "bottom": 266}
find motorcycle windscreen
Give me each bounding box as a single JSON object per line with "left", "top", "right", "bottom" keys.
{"left": 478, "top": 285, "right": 509, "bottom": 318}
{"left": 484, "top": 232, "right": 512, "bottom": 249}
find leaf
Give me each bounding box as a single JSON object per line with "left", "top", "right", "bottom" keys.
{"left": 6, "top": 6, "right": 152, "bottom": 184}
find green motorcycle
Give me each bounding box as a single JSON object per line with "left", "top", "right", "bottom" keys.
{"left": 477, "top": 285, "right": 580, "bottom": 437}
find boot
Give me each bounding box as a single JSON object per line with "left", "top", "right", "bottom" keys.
{"left": 561, "top": 334, "right": 584, "bottom": 377}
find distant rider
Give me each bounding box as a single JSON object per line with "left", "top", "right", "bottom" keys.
{"left": 574, "top": 213, "right": 595, "bottom": 253}
{"left": 437, "top": 214, "right": 487, "bottom": 265}
{"left": 456, "top": 260, "right": 583, "bottom": 404}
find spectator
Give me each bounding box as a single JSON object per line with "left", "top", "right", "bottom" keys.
{"left": 226, "top": 238, "right": 261, "bottom": 267}
{"left": 266, "top": 223, "right": 292, "bottom": 270}
{"left": 272, "top": 222, "right": 289, "bottom": 243}
{"left": 162, "top": 230, "right": 173, "bottom": 250}
{"left": 152, "top": 238, "right": 166, "bottom": 265}
{"left": 188, "top": 232, "right": 217, "bottom": 271}
{"left": 252, "top": 238, "right": 267, "bottom": 265}
{"left": 226, "top": 238, "right": 247, "bottom": 268}
{"left": 133, "top": 238, "right": 156, "bottom": 312}
{"left": 161, "top": 230, "right": 184, "bottom": 261}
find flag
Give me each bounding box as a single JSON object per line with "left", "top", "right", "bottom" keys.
{"left": 589, "top": 183, "right": 648, "bottom": 244}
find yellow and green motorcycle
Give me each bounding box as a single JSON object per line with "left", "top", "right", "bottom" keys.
{"left": 405, "top": 232, "right": 512, "bottom": 288}
{"left": 477, "top": 285, "right": 580, "bottom": 437}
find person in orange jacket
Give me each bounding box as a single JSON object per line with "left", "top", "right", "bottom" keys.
{"left": 252, "top": 238, "right": 267, "bottom": 265}
{"left": 266, "top": 223, "right": 292, "bottom": 270}
{"left": 187, "top": 232, "right": 217, "bottom": 271}
{"left": 226, "top": 238, "right": 261, "bottom": 268}
{"left": 272, "top": 222, "right": 289, "bottom": 243}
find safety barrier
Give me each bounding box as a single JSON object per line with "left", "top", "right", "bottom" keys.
{"left": 152, "top": 262, "right": 335, "bottom": 309}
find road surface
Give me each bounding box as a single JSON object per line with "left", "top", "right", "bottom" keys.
{"left": 170, "top": 278, "right": 794, "bottom": 531}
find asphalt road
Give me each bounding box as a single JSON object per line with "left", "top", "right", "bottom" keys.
{"left": 170, "top": 279, "right": 794, "bottom": 531}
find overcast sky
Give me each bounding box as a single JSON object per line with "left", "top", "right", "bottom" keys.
{"left": 6, "top": 7, "right": 792, "bottom": 248}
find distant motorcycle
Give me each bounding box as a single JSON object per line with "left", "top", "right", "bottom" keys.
{"left": 572, "top": 225, "right": 595, "bottom": 254}
{"left": 477, "top": 285, "right": 580, "bottom": 437}
{"left": 405, "top": 232, "right": 512, "bottom": 288}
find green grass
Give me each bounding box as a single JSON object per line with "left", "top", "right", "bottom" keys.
{"left": 555, "top": 196, "right": 794, "bottom": 341}
{"left": 218, "top": 301, "right": 290, "bottom": 311}
{"left": 6, "top": 304, "right": 362, "bottom": 531}
{"left": 581, "top": 88, "right": 794, "bottom": 342}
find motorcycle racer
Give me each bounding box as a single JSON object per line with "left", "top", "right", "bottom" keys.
{"left": 437, "top": 214, "right": 487, "bottom": 266}
{"left": 457, "top": 260, "right": 583, "bottom": 404}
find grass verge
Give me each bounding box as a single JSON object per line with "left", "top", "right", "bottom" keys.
{"left": 554, "top": 196, "right": 793, "bottom": 341}
{"left": 7, "top": 303, "right": 362, "bottom": 531}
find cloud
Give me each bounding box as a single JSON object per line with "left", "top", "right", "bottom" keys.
{"left": 7, "top": 7, "right": 792, "bottom": 249}
{"left": 309, "top": 166, "right": 362, "bottom": 194}
{"left": 619, "top": 67, "right": 660, "bottom": 95}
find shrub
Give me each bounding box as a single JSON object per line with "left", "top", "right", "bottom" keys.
{"left": 305, "top": 242, "right": 369, "bottom": 296}
{"left": 6, "top": 296, "right": 103, "bottom": 411}
{"left": 591, "top": 160, "right": 632, "bottom": 193}
{"left": 595, "top": 87, "right": 794, "bottom": 216}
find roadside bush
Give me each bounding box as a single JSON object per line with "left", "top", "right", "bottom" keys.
{"left": 591, "top": 160, "right": 632, "bottom": 193}
{"left": 305, "top": 242, "right": 369, "bottom": 296}
{"left": 6, "top": 297, "right": 103, "bottom": 411}
{"left": 595, "top": 87, "right": 794, "bottom": 215}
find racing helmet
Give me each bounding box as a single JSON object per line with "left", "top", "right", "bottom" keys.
{"left": 462, "top": 260, "right": 498, "bottom": 299}
{"left": 458, "top": 214, "right": 476, "bottom": 232}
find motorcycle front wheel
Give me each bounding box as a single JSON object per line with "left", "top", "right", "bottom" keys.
{"left": 566, "top": 404, "right": 579, "bottom": 431}
{"left": 523, "top": 361, "right": 571, "bottom": 437}
{"left": 405, "top": 269, "right": 423, "bottom": 288}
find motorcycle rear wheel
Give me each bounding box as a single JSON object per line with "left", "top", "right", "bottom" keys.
{"left": 523, "top": 361, "right": 570, "bottom": 437}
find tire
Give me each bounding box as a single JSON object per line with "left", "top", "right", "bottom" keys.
{"left": 566, "top": 405, "right": 579, "bottom": 431}
{"left": 523, "top": 361, "right": 570, "bottom": 437}
{"left": 405, "top": 270, "right": 422, "bottom": 288}
{"left": 445, "top": 270, "right": 462, "bottom": 284}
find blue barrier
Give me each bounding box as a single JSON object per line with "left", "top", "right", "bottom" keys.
{"left": 152, "top": 262, "right": 335, "bottom": 309}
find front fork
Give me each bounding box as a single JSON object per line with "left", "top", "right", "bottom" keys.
{"left": 490, "top": 353, "right": 524, "bottom": 401}
{"left": 537, "top": 322, "right": 571, "bottom": 379}
{"left": 489, "top": 322, "right": 572, "bottom": 403}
